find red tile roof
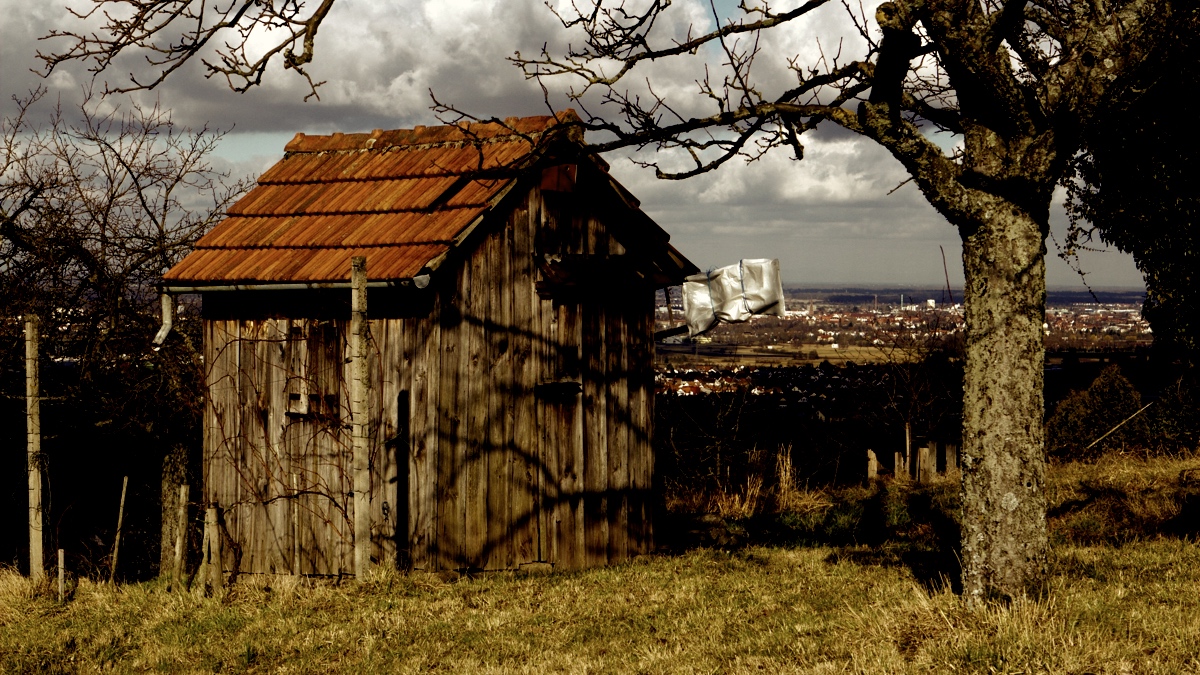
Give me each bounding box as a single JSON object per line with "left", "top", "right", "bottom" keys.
{"left": 166, "top": 111, "right": 630, "bottom": 286}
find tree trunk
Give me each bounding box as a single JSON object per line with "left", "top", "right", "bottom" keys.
{"left": 959, "top": 206, "right": 1049, "bottom": 604}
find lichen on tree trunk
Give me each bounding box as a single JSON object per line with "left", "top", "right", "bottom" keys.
{"left": 958, "top": 206, "right": 1049, "bottom": 604}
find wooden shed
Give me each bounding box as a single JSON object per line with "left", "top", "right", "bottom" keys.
{"left": 163, "top": 111, "right": 697, "bottom": 575}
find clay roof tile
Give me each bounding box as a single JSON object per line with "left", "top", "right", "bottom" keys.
{"left": 166, "top": 112, "right": 584, "bottom": 284}
{"left": 164, "top": 109, "right": 693, "bottom": 287}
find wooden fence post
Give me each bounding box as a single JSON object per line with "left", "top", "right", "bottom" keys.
{"left": 205, "top": 504, "right": 224, "bottom": 591}
{"left": 109, "top": 476, "right": 129, "bottom": 584}
{"left": 894, "top": 451, "right": 907, "bottom": 481}
{"left": 26, "top": 315, "right": 44, "bottom": 582}
{"left": 57, "top": 549, "right": 65, "bottom": 604}
{"left": 350, "top": 256, "right": 370, "bottom": 578}
{"left": 904, "top": 422, "right": 913, "bottom": 478}
{"left": 918, "top": 445, "right": 935, "bottom": 484}
{"left": 173, "top": 484, "right": 188, "bottom": 591}
{"left": 946, "top": 443, "right": 960, "bottom": 481}
{"left": 866, "top": 449, "right": 878, "bottom": 484}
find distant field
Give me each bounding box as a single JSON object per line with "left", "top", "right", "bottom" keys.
{"left": 4, "top": 456, "right": 1199, "bottom": 673}
{"left": 782, "top": 286, "right": 1146, "bottom": 307}
{"left": 657, "top": 342, "right": 918, "bottom": 367}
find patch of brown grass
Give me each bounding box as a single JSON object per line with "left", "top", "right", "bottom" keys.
{"left": 4, "top": 541, "right": 1200, "bottom": 673}
{"left": 1048, "top": 454, "right": 1200, "bottom": 543}
{"left": 6, "top": 458, "right": 1200, "bottom": 673}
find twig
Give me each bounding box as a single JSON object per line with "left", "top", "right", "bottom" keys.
{"left": 109, "top": 475, "right": 128, "bottom": 584}
{"left": 1085, "top": 401, "right": 1155, "bottom": 451}
{"left": 887, "top": 176, "right": 913, "bottom": 195}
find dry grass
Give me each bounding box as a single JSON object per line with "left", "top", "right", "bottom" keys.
{"left": 4, "top": 457, "right": 1200, "bottom": 673}
{"left": 1047, "top": 454, "right": 1200, "bottom": 544}
{"left": 670, "top": 445, "right": 835, "bottom": 519}
{"left": 712, "top": 475, "right": 764, "bottom": 518}
{"left": 4, "top": 543, "right": 1200, "bottom": 673}
{"left": 658, "top": 343, "right": 919, "bottom": 368}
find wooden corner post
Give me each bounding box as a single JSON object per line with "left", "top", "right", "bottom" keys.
{"left": 351, "top": 256, "right": 370, "bottom": 578}
{"left": 26, "top": 315, "right": 44, "bottom": 582}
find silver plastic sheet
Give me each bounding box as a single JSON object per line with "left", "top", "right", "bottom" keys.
{"left": 682, "top": 259, "right": 785, "bottom": 336}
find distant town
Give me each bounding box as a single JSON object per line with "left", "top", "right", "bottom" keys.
{"left": 655, "top": 285, "right": 1151, "bottom": 370}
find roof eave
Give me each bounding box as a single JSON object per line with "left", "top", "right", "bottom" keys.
{"left": 163, "top": 276, "right": 430, "bottom": 294}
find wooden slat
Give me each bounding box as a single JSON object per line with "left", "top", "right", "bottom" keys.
{"left": 371, "top": 318, "right": 398, "bottom": 567}
{"left": 369, "top": 319, "right": 386, "bottom": 564}
{"left": 393, "top": 317, "right": 416, "bottom": 568}
{"left": 284, "top": 320, "right": 313, "bottom": 574}
{"left": 307, "top": 317, "right": 331, "bottom": 569}
{"left": 226, "top": 320, "right": 243, "bottom": 576}
{"left": 582, "top": 215, "right": 610, "bottom": 568}
{"left": 628, "top": 302, "right": 653, "bottom": 555}
{"left": 305, "top": 321, "right": 328, "bottom": 575}
{"left": 204, "top": 322, "right": 234, "bottom": 568}
{"left": 263, "top": 319, "right": 282, "bottom": 573}
{"left": 235, "top": 321, "right": 255, "bottom": 574}
{"left": 647, "top": 302, "right": 657, "bottom": 553}
{"left": 220, "top": 320, "right": 244, "bottom": 575}
{"left": 554, "top": 198, "right": 574, "bottom": 570}
{"left": 263, "top": 319, "right": 290, "bottom": 573}
{"left": 565, "top": 210, "right": 587, "bottom": 570}
{"left": 564, "top": 300, "right": 586, "bottom": 570}
{"left": 534, "top": 191, "right": 563, "bottom": 566}
{"left": 275, "top": 319, "right": 294, "bottom": 572}
{"left": 235, "top": 319, "right": 254, "bottom": 571}
{"left": 464, "top": 235, "right": 488, "bottom": 568}
{"left": 202, "top": 321, "right": 219, "bottom": 520}
{"left": 584, "top": 305, "right": 609, "bottom": 568}
{"left": 437, "top": 267, "right": 465, "bottom": 570}
{"left": 202, "top": 320, "right": 215, "bottom": 512}
{"left": 508, "top": 202, "right": 537, "bottom": 566}
{"left": 237, "top": 321, "right": 251, "bottom": 574}
{"left": 311, "top": 319, "right": 350, "bottom": 575}
{"left": 396, "top": 318, "right": 412, "bottom": 566}
{"left": 411, "top": 305, "right": 440, "bottom": 569}
{"left": 306, "top": 321, "right": 330, "bottom": 575}
{"left": 534, "top": 303, "right": 550, "bottom": 561}
{"left": 207, "top": 321, "right": 227, "bottom": 572}
{"left": 246, "top": 321, "right": 265, "bottom": 573}
{"left": 485, "top": 226, "right": 512, "bottom": 570}
{"left": 608, "top": 305, "right": 631, "bottom": 563}
{"left": 247, "top": 321, "right": 262, "bottom": 573}
{"left": 334, "top": 319, "right": 355, "bottom": 575}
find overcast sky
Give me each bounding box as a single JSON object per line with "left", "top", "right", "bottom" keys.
{"left": 2, "top": 0, "right": 1144, "bottom": 288}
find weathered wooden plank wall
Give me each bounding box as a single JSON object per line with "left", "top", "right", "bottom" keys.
{"left": 201, "top": 182, "right": 656, "bottom": 575}
{"left": 510, "top": 199, "right": 538, "bottom": 566}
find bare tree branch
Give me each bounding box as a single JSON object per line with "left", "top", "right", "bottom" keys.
{"left": 38, "top": 0, "right": 337, "bottom": 99}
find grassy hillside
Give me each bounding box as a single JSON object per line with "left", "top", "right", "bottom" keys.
{"left": 3, "top": 456, "right": 1199, "bottom": 674}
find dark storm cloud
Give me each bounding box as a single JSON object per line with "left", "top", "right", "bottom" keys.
{"left": 2, "top": 0, "right": 1142, "bottom": 287}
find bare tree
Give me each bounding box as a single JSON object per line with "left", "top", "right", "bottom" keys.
{"left": 2, "top": 88, "right": 247, "bottom": 575}
{"left": 35, "top": 0, "right": 1193, "bottom": 602}
{"left": 455, "top": 0, "right": 1187, "bottom": 604}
